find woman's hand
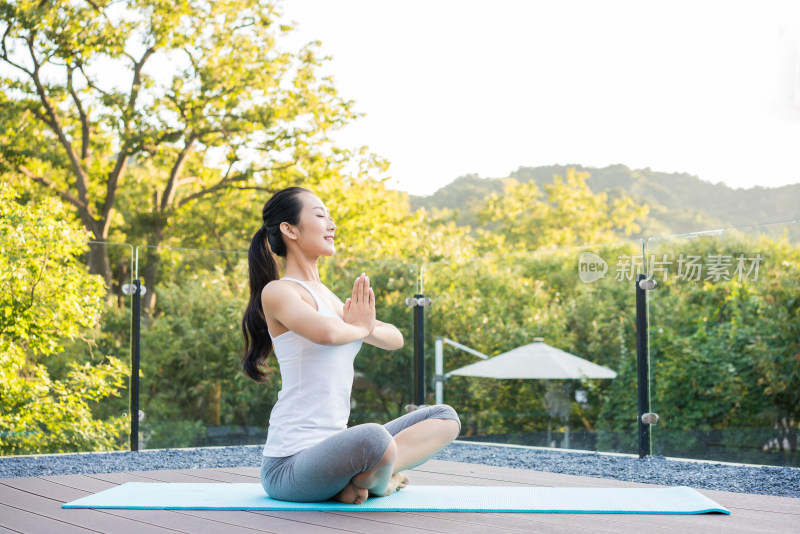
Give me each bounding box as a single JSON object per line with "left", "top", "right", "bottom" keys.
{"left": 342, "top": 273, "right": 376, "bottom": 338}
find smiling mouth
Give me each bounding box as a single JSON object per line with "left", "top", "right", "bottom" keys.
{"left": 325, "top": 236, "right": 335, "bottom": 242}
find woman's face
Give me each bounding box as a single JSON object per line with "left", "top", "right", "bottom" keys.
{"left": 287, "top": 192, "right": 336, "bottom": 257}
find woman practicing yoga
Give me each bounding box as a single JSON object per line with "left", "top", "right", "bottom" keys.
{"left": 241, "top": 187, "right": 460, "bottom": 504}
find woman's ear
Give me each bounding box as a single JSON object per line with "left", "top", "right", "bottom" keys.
{"left": 280, "top": 221, "right": 298, "bottom": 241}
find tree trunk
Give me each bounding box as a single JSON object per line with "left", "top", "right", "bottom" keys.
{"left": 141, "top": 251, "right": 159, "bottom": 313}
{"left": 87, "top": 240, "right": 113, "bottom": 290}
{"left": 141, "top": 227, "right": 165, "bottom": 313}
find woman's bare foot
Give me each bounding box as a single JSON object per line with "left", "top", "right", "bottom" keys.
{"left": 334, "top": 481, "right": 369, "bottom": 505}
{"left": 376, "top": 472, "right": 409, "bottom": 497}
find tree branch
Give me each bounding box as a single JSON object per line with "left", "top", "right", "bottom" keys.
{"left": 177, "top": 166, "right": 252, "bottom": 208}
{"left": 28, "top": 106, "right": 56, "bottom": 130}
{"left": 0, "top": 24, "right": 33, "bottom": 75}
{"left": 100, "top": 151, "right": 128, "bottom": 236}
{"left": 67, "top": 65, "right": 90, "bottom": 161}
{"left": 27, "top": 35, "right": 91, "bottom": 209}
{"left": 18, "top": 164, "right": 88, "bottom": 212}
{"left": 77, "top": 62, "right": 112, "bottom": 99}
{"left": 127, "top": 47, "right": 154, "bottom": 112}
{"left": 179, "top": 185, "right": 276, "bottom": 207}
{"left": 161, "top": 134, "right": 198, "bottom": 210}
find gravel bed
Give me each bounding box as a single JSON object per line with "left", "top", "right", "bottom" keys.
{"left": 1, "top": 441, "right": 797, "bottom": 498}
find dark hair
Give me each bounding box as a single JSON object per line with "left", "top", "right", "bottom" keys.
{"left": 241, "top": 186, "right": 310, "bottom": 382}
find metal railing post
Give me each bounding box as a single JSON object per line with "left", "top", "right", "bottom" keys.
{"left": 406, "top": 294, "right": 432, "bottom": 406}
{"left": 125, "top": 279, "right": 143, "bottom": 452}
{"left": 636, "top": 273, "right": 651, "bottom": 458}
{"left": 413, "top": 293, "right": 425, "bottom": 405}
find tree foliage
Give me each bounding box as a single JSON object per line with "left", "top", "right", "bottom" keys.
{"left": 479, "top": 168, "right": 649, "bottom": 252}
{"left": 0, "top": 186, "right": 128, "bottom": 454}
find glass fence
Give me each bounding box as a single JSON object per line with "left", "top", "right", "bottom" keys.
{"left": 134, "top": 245, "right": 250, "bottom": 449}
{"left": 4, "top": 220, "right": 798, "bottom": 466}
{"left": 646, "top": 220, "right": 800, "bottom": 466}
{"left": 421, "top": 240, "right": 646, "bottom": 455}
{"left": 133, "top": 246, "right": 418, "bottom": 449}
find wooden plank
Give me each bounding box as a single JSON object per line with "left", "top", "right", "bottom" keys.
{"left": 408, "top": 511, "right": 770, "bottom": 534}
{"left": 172, "top": 468, "right": 258, "bottom": 482}
{"left": 40, "top": 473, "right": 118, "bottom": 493}
{"left": 0, "top": 501, "right": 103, "bottom": 534}
{"left": 169, "top": 510, "right": 355, "bottom": 534}
{"left": 0, "top": 481, "right": 175, "bottom": 534}
{"left": 331, "top": 510, "right": 623, "bottom": 534}
{"left": 214, "top": 466, "right": 261, "bottom": 478}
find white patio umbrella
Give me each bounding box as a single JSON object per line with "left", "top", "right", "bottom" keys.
{"left": 447, "top": 338, "right": 616, "bottom": 448}
{"left": 448, "top": 338, "right": 617, "bottom": 380}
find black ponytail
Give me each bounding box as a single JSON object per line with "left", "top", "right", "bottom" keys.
{"left": 241, "top": 186, "right": 310, "bottom": 382}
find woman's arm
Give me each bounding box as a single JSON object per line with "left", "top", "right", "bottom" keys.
{"left": 364, "top": 320, "right": 404, "bottom": 350}
{"left": 262, "top": 275, "right": 374, "bottom": 346}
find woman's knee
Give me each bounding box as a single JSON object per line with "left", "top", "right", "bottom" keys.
{"left": 353, "top": 423, "right": 395, "bottom": 471}
{"left": 430, "top": 404, "right": 461, "bottom": 434}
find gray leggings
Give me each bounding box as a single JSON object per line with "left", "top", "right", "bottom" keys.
{"left": 260, "top": 404, "right": 460, "bottom": 502}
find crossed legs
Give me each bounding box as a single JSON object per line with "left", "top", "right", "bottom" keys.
{"left": 336, "top": 406, "right": 461, "bottom": 504}
{"left": 261, "top": 404, "right": 460, "bottom": 504}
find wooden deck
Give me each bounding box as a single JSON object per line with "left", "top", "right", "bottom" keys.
{"left": 1, "top": 459, "right": 798, "bottom": 533}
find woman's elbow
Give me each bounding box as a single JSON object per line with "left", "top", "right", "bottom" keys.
{"left": 388, "top": 332, "right": 404, "bottom": 350}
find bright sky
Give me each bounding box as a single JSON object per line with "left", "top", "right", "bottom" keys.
{"left": 281, "top": 0, "right": 800, "bottom": 196}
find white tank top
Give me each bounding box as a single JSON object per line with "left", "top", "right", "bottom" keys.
{"left": 262, "top": 277, "right": 362, "bottom": 457}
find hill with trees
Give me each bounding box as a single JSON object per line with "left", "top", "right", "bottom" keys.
{"left": 410, "top": 164, "right": 800, "bottom": 238}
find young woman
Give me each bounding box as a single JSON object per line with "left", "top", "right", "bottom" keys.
{"left": 241, "top": 186, "right": 460, "bottom": 504}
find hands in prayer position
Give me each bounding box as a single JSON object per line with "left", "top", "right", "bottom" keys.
{"left": 342, "top": 273, "right": 376, "bottom": 338}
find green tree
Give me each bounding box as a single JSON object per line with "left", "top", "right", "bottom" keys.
{"left": 479, "top": 168, "right": 649, "bottom": 252}
{"left": 0, "top": 186, "right": 128, "bottom": 454}
{"left": 0, "top": 0, "right": 358, "bottom": 309}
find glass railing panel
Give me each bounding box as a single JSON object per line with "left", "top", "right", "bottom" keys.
{"left": 135, "top": 245, "right": 418, "bottom": 449}
{"left": 1, "top": 237, "right": 133, "bottom": 455}
{"left": 646, "top": 220, "right": 800, "bottom": 466}
{"left": 421, "top": 240, "right": 645, "bottom": 454}
{"left": 135, "top": 245, "right": 251, "bottom": 449}
{"left": 320, "top": 257, "right": 420, "bottom": 426}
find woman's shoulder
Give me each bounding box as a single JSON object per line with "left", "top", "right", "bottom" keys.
{"left": 261, "top": 279, "right": 315, "bottom": 309}
{"left": 261, "top": 279, "right": 296, "bottom": 302}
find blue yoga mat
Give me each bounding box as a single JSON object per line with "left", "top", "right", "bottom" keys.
{"left": 63, "top": 483, "right": 729, "bottom": 514}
